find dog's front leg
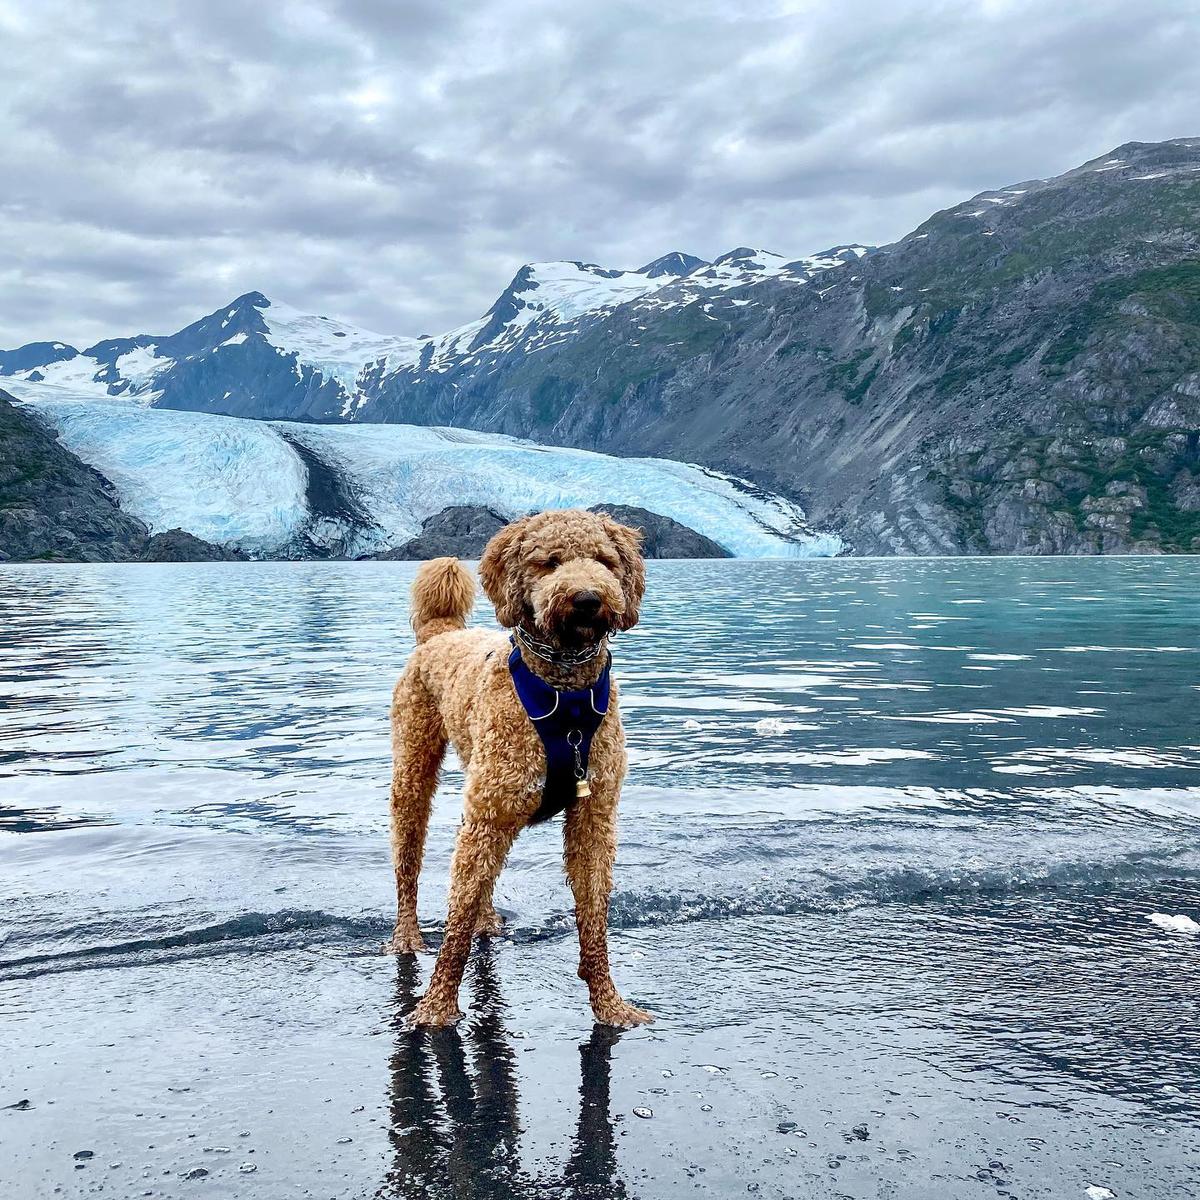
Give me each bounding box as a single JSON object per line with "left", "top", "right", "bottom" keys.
{"left": 411, "top": 816, "right": 520, "bottom": 1028}
{"left": 564, "top": 794, "right": 654, "bottom": 1029}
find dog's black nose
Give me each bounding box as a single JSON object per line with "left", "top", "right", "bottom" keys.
{"left": 573, "top": 590, "right": 602, "bottom": 617}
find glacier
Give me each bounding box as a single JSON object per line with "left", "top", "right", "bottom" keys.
{"left": 24, "top": 397, "right": 842, "bottom": 559}
{"left": 27, "top": 399, "right": 310, "bottom": 552}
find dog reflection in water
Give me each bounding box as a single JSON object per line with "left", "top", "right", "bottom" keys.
{"left": 378, "top": 949, "right": 630, "bottom": 1200}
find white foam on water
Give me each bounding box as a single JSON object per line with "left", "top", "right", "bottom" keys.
{"left": 1148, "top": 913, "right": 1200, "bottom": 935}
{"left": 753, "top": 718, "right": 788, "bottom": 736}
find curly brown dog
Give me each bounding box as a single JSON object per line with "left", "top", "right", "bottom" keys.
{"left": 384, "top": 508, "right": 654, "bottom": 1029}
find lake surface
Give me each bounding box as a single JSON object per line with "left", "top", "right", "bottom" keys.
{"left": 2, "top": 558, "right": 1199, "bottom": 1199}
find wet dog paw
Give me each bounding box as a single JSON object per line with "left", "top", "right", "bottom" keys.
{"left": 382, "top": 930, "right": 427, "bottom": 955}
{"left": 410, "top": 996, "right": 464, "bottom": 1028}
{"left": 473, "top": 909, "right": 505, "bottom": 937}
{"left": 593, "top": 999, "right": 654, "bottom": 1029}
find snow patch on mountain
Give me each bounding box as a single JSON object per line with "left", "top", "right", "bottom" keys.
{"left": 257, "top": 298, "right": 420, "bottom": 390}
{"left": 2, "top": 355, "right": 115, "bottom": 404}
{"left": 504, "top": 261, "right": 666, "bottom": 325}
{"left": 111, "top": 344, "right": 171, "bottom": 399}
{"left": 1, "top": 341, "right": 171, "bottom": 406}
{"left": 23, "top": 397, "right": 841, "bottom": 559}
{"left": 363, "top": 259, "right": 687, "bottom": 388}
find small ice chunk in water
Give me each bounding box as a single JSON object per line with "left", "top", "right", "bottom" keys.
{"left": 1148, "top": 913, "right": 1200, "bottom": 934}
{"left": 754, "top": 718, "right": 786, "bottom": 736}
{"left": 1085, "top": 1188, "right": 1116, "bottom": 1200}
{"left": 633, "top": 1107, "right": 653, "bottom": 1119}
{"left": 682, "top": 718, "right": 702, "bottom": 731}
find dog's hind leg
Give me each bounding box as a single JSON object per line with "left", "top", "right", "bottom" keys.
{"left": 411, "top": 753, "right": 539, "bottom": 1025}
{"left": 474, "top": 877, "right": 504, "bottom": 937}
{"left": 384, "top": 669, "right": 447, "bottom": 955}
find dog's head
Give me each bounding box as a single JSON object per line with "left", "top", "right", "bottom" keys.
{"left": 479, "top": 509, "right": 645, "bottom": 647}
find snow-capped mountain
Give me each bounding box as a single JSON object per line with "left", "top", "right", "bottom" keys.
{"left": 7, "top": 139, "right": 1198, "bottom": 559}
{"left": 2, "top": 244, "right": 854, "bottom": 561}
{"left": 21, "top": 396, "right": 840, "bottom": 559}
{"left": 1, "top": 291, "right": 395, "bottom": 420}
{"left": 0, "top": 245, "right": 869, "bottom": 424}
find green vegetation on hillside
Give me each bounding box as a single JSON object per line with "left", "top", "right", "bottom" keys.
{"left": 1045, "top": 259, "right": 1200, "bottom": 370}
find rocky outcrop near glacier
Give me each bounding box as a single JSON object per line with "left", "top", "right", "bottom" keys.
{"left": 0, "top": 390, "right": 235, "bottom": 562}
{"left": 372, "top": 506, "right": 509, "bottom": 560}
{"left": 4, "top": 138, "right": 1199, "bottom": 555}
{"left": 368, "top": 502, "right": 729, "bottom": 560}
{"left": 584, "top": 505, "right": 728, "bottom": 558}
{"left": 141, "top": 529, "right": 247, "bottom": 562}
{"left": 0, "top": 390, "right": 147, "bottom": 561}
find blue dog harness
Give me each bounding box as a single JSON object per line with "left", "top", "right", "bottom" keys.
{"left": 508, "top": 640, "right": 612, "bottom": 824}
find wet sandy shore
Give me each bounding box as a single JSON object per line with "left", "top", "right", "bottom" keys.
{"left": 5, "top": 889, "right": 1198, "bottom": 1200}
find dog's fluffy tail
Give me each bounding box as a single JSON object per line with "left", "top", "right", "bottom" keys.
{"left": 410, "top": 556, "right": 475, "bottom": 643}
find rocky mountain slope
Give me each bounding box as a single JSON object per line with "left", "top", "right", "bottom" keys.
{"left": 4, "top": 137, "right": 1198, "bottom": 554}
{"left": 0, "top": 390, "right": 147, "bottom": 561}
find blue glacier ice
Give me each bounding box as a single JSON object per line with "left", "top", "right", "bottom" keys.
{"left": 24, "top": 398, "right": 842, "bottom": 558}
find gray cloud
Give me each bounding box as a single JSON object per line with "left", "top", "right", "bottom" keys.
{"left": 1, "top": 0, "right": 1197, "bottom": 346}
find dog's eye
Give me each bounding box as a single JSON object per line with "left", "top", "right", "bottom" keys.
{"left": 599, "top": 554, "right": 619, "bottom": 571}
{"left": 544, "top": 556, "right": 560, "bottom": 571}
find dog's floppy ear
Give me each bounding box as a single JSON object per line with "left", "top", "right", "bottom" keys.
{"left": 478, "top": 517, "right": 528, "bottom": 629}
{"left": 603, "top": 517, "right": 646, "bottom": 631}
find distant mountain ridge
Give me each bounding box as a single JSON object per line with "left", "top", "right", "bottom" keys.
{"left": 0, "top": 245, "right": 868, "bottom": 422}
{"left": 5, "top": 137, "right": 1200, "bottom": 554}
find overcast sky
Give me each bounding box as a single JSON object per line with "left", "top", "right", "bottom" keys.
{"left": 1, "top": 0, "right": 1197, "bottom": 347}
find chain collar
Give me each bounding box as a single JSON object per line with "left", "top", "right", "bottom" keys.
{"left": 512, "top": 623, "right": 609, "bottom": 669}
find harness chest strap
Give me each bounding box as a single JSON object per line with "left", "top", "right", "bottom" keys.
{"left": 507, "top": 640, "right": 612, "bottom": 824}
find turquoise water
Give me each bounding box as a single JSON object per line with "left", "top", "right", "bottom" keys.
{"left": 2, "top": 558, "right": 1198, "bottom": 1198}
